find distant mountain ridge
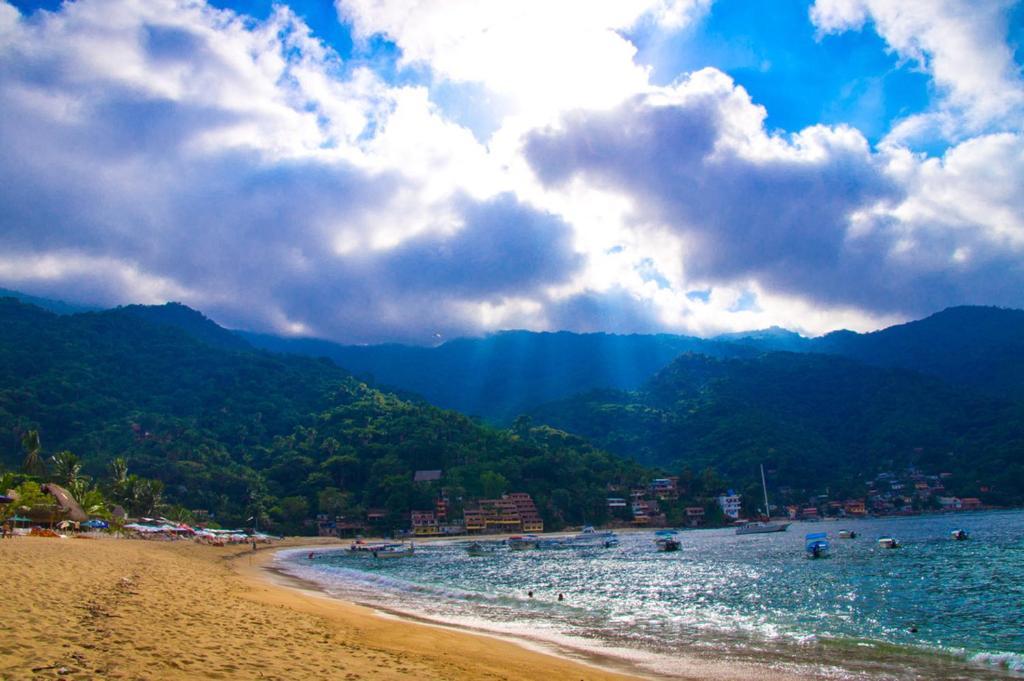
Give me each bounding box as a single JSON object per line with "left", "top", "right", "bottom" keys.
{"left": 245, "top": 306, "right": 1024, "bottom": 419}
{"left": 0, "top": 287, "right": 99, "bottom": 315}
{"left": 3, "top": 288, "right": 1023, "bottom": 415}
{"left": 114, "top": 302, "right": 252, "bottom": 351}
{"left": 241, "top": 329, "right": 759, "bottom": 422}
{"left": 814, "top": 306, "right": 1024, "bottom": 401}
{"left": 718, "top": 306, "right": 1024, "bottom": 401}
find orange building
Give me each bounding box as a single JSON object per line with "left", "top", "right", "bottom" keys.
{"left": 464, "top": 493, "right": 544, "bottom": 534}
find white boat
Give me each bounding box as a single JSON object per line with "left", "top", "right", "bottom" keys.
{"left": 350, "top": 540, "right": 403, "bottom": 553}
{"left": 536, "top": 526, "right": 620, "bottom": 549}
{"left": 571, "top": 525, "right": 619, "bottom": 546}
{"left": 838, "top": 529, "right": 858, "bottom": 539}
{"left": 736, "top": 520, "right": 791, "bottom": 534}
{"left": 372, "top": 542, "right": 414, "bottom": 558}
{"left": 735, "top": 465, "right": 790, "bottom": 535}
{"left": 878, "top": 537, "right": 900, "bottom": 549}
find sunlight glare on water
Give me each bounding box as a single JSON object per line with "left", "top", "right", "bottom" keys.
{"left": 279, "top": 511, "right": 1024, "bottom": 680}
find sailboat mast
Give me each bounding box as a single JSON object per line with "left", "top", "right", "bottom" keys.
{"left": 761, "top": 464, "right": 770, "bottom": 519}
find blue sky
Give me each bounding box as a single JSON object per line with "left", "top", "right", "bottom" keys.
{"left": 634, "top": 0, "right": 934, "bottom": 142}
{"left": 0, "top": 0, "right": 1022, "bottom": 343}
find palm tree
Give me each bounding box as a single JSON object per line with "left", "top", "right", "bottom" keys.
{"left": 131, "top": 478, "right": 164, "bottom": 517}
{"left": 21, "top": 430, "right": 44, "bottom": 476}
{"left": 108, "top": 457, "right": 128, "bottom": 486}
{"left": 69, "top": 481, "right": 108, "bottom": 518}
{"left": 51, "top": 451, "right": 83, "bottom": 487}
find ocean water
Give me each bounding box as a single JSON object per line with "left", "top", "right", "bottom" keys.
{"left": 276, "top": 510, "right": 1024, "bottom": 679}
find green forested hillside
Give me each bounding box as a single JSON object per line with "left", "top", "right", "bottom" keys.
{"left": 0, "top": 298, "right": 647, "bottom": 531}
{"left": 531, "top": 352, "right": 1024, "bottom": 505}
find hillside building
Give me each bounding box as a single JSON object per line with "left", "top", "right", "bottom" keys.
{"left": 411, "top": 510, "right": 441, "bottom": 536}
{"left": 463, "top": 492, "right": 544, "bottom": 534}
{"left": 717, "top": 492, "right": 742, "bottom": 519}
{"left": 684, "top": 506, "right": 705, "bottom": 527}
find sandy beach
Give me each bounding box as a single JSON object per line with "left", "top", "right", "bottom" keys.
{"left": 0, "top": 536, "right": 825, "bottom": 681}
{"left": 1, "top": 535, "right": 641, "bottom": 680}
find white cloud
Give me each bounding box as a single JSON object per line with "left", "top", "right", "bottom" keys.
{"left": 810, "top": 0, "right": 1024, "bottom": 142}
{"left": 337, "top": 0, "right": 711, "bottom": 123}
{"left": 855, "top": 132, "right": 1024, "bottom": 267}
{"left": 525, "top": 67, "right": 1024, "bottom": 322}
{"left": 0, "top": 0, "right": 1021, "bottom": 345}
{"left": 0, "top": 0, "right": 581, "bottom": 342}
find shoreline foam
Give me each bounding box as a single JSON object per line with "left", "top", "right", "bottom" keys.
{"left": 270, "top": 539, "right": 1024, "bottom": 681}
{"left": 266, "top": 544, "right": 826, "bottom": 681}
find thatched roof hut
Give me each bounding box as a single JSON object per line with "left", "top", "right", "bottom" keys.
{"left": 40, "top": 483, "right": 88, "bottom": 522}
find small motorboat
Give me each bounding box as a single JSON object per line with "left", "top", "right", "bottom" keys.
{"left": 570, "top": 526, "right": 619, "bottom": 546}
{"left": 350, "top": 540, "right": 402, "bottom": 553}
{"left": 951, "top": 529, "right": 969, "bottom": 541}
{"left": 878, "top": 537, "right": 901, "bottom": 549}
{"left": 838, "top": 530, "right": 857, "bottom": 539}
{"left": 507, "top": 535, "right": 539, "bottom": 550}
{"left": 465, "top": 541, "right": 492, "bottom": 556}
{"left": 805, "top": 532, "right": 830, "bottom": 559}
{"left": 736, "top": 520, "right": 790, "bottom": 535}
{"left": 535, "top": 528, "right": 620, "bottom": 550}
{"left": 655, "top": 537, "right": 680, "bottom": 552}
{"left": 372, "top": 542, "right": 414, "bottom": 558}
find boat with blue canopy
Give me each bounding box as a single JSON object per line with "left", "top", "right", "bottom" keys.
{"left": 805, "top": 532, "right": 830, "bottom": 559}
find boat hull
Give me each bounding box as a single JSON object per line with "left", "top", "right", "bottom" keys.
{"left": 736, "top": 522, "right": 790, "bottom": 535}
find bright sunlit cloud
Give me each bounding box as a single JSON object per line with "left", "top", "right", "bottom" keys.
{"left": 0, "top": 0, "right": 1022, "bottom": 343}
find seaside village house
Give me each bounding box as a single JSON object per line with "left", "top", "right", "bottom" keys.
{"left": 460, "top": 493, "right": 543, "bottom": 535}
{"left": 407, "top": 469, "right": 468, "bottom": 536}
{"left": 684, "top": 506, "right": 706, "bottom": 527}
{"left": 716, "top": 492, "right": 743, "bottom": 520}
